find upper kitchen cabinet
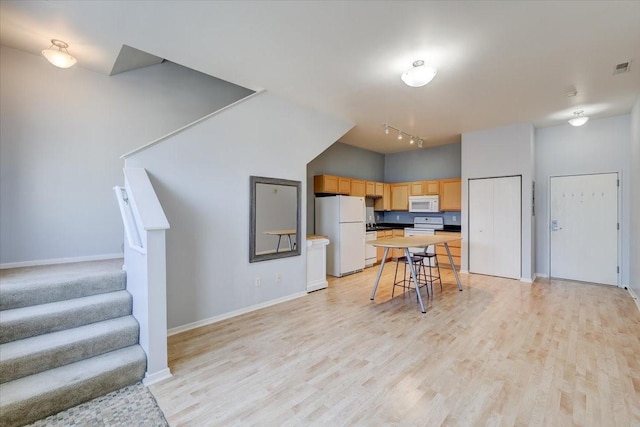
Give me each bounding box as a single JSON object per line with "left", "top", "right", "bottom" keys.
{"left": 366, "top": 181, "right": 384, "bottom": 197}
{"left": 314, "top": 174, "right": 350, "bottom": 195}
{"left": 425, "top": 180, "right": 439, "bottom": 195}
{"left": 390, "top": 183, "right": 409, "bottom": 210}
{"left": 439, "top": 178, "right": 461, "bottom": 211}
{"left": 350, "top": 179, "right": 366, "bottom": 197}
{"left": 410, "top": 181, "right": 425, "bottom": 196}
{"left": 374, "top": 183, "right": 390, "bottom": 211}
{"left": 409, "top": 180, "right": 439, "bottom": 196}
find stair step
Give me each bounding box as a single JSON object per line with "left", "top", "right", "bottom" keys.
{"left": 0, "top": 270, "right": 126, "bottom": 311}
{"left": 0, "top": 291, "right": 132, "bottom": 344}
{"left": 0, "top": 316, "right": 139, "bottom": 384}
{"left": 0, "top": 345, "right": 146, "bottom": 427}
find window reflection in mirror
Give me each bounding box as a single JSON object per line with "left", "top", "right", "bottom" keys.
{"left": 250, "top": 176, "right": 301, "bottom": 262}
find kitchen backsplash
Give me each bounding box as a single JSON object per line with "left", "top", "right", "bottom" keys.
{"left": 376, "top": 211, "right": 461, "bottom": 226}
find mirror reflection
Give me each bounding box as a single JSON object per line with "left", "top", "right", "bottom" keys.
{"left": 250, "top": 176, "right": 301, "bottom": 262}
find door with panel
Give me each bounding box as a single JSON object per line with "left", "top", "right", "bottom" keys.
{"left": 469, "top": 176, "right": 521, "bottom": 279}
{"left": 549, "top": 173, "right": 618, "bottom": 286}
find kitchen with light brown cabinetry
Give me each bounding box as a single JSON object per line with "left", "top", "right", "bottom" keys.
{"left": 314, "top": 175, "right": 350, "bottom": 194}
{"left": 439, "top": 178, "right": 461, "bottom": 211}
{"left": 390, "top": 183, "right": 409, "bottom": 211}
{"left": 435, "top": 231, "right": 461, "bottom": 268}
{"left": 350, "top": 179, "right": 366, "bottom": 197}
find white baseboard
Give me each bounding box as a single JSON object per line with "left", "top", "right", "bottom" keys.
{"left": 627, "top": 286, "right": 640, "bottom": 313}
{"left": 167, "top": 291, "right": 308, "bottom": 336}
{"left": 143, "top": 368, "right": 172, "bottom": 386}
{"left": 535, "top": 273, "right": 549, "bottom": 279}
{"left": 459, "top": 269, "right": 469, "bottom": 275}
{"left": 0, "top": 253, "right": 123, "bottom": 270}
{"left": 520, "top": 277, "right": 534, "bottom": 283}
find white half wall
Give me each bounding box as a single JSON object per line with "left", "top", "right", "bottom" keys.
{"left": 631, "top": 97, "right": 640, "bottom": 298}
{"left": 535, "top": 115, "right": 631, "bottom": 286}
{"left": 461, "top": 123, "right": 535, "bottom": 281}
{"left": 0, "top": 46, "right": 252, "bottom": 265}
{"left": 125, "top": 91, "right": 352, "bottom": 329}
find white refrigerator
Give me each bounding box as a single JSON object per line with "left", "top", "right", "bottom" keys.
{"left": 315, "top": 195, "right": 365, "bottom": 277}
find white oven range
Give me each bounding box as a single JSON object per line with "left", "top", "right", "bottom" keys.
{"left": 404, "top": 217, "right": 444, "bottom": 264}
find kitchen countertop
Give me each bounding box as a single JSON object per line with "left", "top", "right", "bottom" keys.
{"left": 366, "top": 223, "right": 461, "bottom": 232}
{"left": 306, "top": 234, "right": 329, "bottom": 240}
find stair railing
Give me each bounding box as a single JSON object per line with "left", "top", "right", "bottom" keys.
{"left": 113, "top": 186, "right": 145, "bottom": 254}
{"left": 113, "top": 167, "right": 171, "bottom": 386}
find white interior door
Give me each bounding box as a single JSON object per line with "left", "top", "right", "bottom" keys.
{"left": 550, "top": 173, "right": 618, "bottom": 285}
{"left": 469, "top": 179, "right": 494, "bottom": 275}
{"left": 492, "top": 176, "right": 521, "bottom": 279}
{"left": 469, "top": 176, "right": 521, "bottom": 279}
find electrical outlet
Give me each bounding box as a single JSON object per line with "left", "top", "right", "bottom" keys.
{"left": 255, "top": 277, "right": 261, "bottom": 287}
{"left": 453, "top": 215, "right": 457, "bottom": 222}
{"left": 396, "top": 215, "right": 400, "bottom": 220}
{"left": 276, "top": 273, "right": 282, "bottom": 283}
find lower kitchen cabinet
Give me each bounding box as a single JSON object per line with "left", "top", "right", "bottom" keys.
{"left": 375, "top": 230, "right": 393, "bottom": 262}
{"left": 390, "top": 229, "right": 405, "bottom": 259}
{"left": 435, "top": 231, "right": 461, "bottom": 268}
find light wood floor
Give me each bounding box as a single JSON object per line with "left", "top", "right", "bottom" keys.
{"left": 150, "top": 266, "right": 640, "bottom": 426}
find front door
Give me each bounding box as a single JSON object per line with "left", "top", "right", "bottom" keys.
{"left": 549, "top": 173, "right": 618, "bottom": 286}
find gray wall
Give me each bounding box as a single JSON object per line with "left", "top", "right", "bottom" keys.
{"left": 631, "top": 96, "right": 640, "bottom": 297}
{"left": 126, "top": 91, "right": 351, "bottom": 329}
{"left": 306, "top": 142, "right": 384, "bottom": 233}
{"left": 0, "top": 46, "right": 253, "bottom": 265}
{"left": 385, "top": 142, "right": 461, "bottom": 182}
{"left": 461, "top": 123, "right": 535, "bottom": 281}
{"left": 535, "top": 115, "right": 632, "bottom": 287}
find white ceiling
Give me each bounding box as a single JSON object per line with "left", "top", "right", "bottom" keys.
{"left": 1, "top": 1, "right": 639, "bottom": 153}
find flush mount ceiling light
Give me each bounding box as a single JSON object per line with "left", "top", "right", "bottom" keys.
{"left": 401, "top": 60, "right": 437, "bottom": 87}
{"left": 383, "top": 124, "right": 425, "bottom": 148}
{"left": 568, "top": 110, "right": 589, "bottom": 127}
{"left": 41, "top": 39, "right": 77, "bottom": 69}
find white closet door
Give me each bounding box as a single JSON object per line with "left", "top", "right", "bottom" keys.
{"left": 469, "top": 178, "right": 494, "bottom": 275}
{"left": 550, "top": 173, "right": 618, "bottom": 285}
{"left": 492, "top": 176, "right": 521, "bottom": 279}
{"left": 469, "top": 176, "right": 521, "bottom": 279}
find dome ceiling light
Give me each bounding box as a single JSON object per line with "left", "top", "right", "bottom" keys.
{"left": 41, "top": 39, "right": 77, "bottom": 69}
{"left": 568, "top": 110, "right": 589, "bottom": 127}
{"left": 401, "top": 60, "right": 437, "bottom": 87}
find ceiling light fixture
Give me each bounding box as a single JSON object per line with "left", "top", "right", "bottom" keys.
{"left": 41, "top": 39, "right": 77, "bottom": 69}
{"left": 383, "top": 124, "right": 425, "bottom": 148}
{"left": 401, "top": 60, "right": 437, "bottom": 87}
{"left": 568, "top": 110, "right": 589, "bottom": 127}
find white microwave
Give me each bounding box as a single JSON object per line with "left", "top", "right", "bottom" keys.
{"left": 409, "top": 195, "right": 440, "bottom": 213}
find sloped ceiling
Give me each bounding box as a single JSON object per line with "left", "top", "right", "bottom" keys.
{"left": 1, "top": 1, "right": 639, "bottom": 153}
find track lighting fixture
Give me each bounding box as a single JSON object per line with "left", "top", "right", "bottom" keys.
{"left": 382, "top": 124, "right": 425, "bottom": 148}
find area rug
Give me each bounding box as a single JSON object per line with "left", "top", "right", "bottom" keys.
{"left": 24, "top": 382, "right": 169, "bottom": 427}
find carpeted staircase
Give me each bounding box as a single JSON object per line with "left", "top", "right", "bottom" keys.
{"left": 0, "top": 269, "right": 146, "bottom": 427}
